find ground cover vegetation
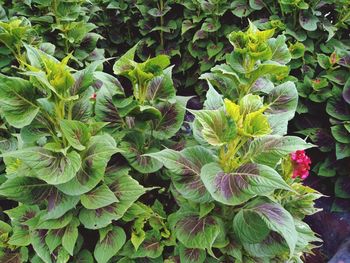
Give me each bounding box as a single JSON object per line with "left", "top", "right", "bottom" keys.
{"left": 0, "top": 0, "right": 349, "bottom": 262}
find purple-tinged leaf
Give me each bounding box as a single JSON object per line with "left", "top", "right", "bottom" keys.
{"left": 342, "top": 77, "right": 350, "bottom": 104}
{"left": 179, "top": 244, "right": 206, "bottom": 263}
{"left": 147, "top": 146, "right": 215, "bottom": 203}
{"left": 175, "top": 213, "right": 220, "bottom": 250}
{"left": 234, "top": 198, "right": 297, "bottom": 257}
{"left": 201, "top": 162, "right": 290, "bottom": 205}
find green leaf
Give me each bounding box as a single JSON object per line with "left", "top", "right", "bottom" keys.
{"left": 181, "top": 20, "right": 196, "bottom": 35}
{"left": 45, "top": 229, "right": 64, "bottom": 253}
{"left": 31, "top": 230, "right": 52, "bottom": 263}
{"left": 249, "top": 0, "right": 264, "bottom": 10}
{"left": 62, "top": 218, "right": 79, "bottom": 256}
{"left": 201, "top": 162, "right": 290, "bottom": 206}
{"left": 203, "top": 82, "right": 223, "bottom": 110}
{"left": 60, "top": 120, "right": 90, "bottom": 151}
{"left": 0, "top": 177, "right": 54, "bottom": 204}
{"left": 5, "top": 204, "right": 40, "bottom": 226}
{"left": 265, "top": 81, "right": 298, "bottom": 135}
{"left": 289, "top": 42, "right": 305, "bottom": 59}
{"left": 0, "top": 74, "right": 39, "bottom": 128}
{"left": 147, "top": 146, "right": 215, "bottom": 203}
{"left": 231, "top": 0, "right": 252, "bottom": 18}
{"left": 71, "top": 61, "right": 101, "bottom": 95}
{"left": 175, "top": 212, "right": 220, "bottom": 250}
{"left": 81, "top": 184, "right": 118, "bottom": 209}
{"left": 79, "top": 168, "right": 145, "bottom": 229}
{"left": 42, "top": 189, "right": 80, "bottom": 220}
{"left": 151, "top": 101, "right": 185, "bottom": 140}
{"left": 76, "top": 250, "right": 94, "bottom": 263}
{"left": 201, "top": 18, "right": 220, "bottom": 32}
{"left": 249, "top": 135, "right": 314, "bottom": 167}
{"left": 120, "top": 133, "right": 162, "bottom": 174}
{"left": 113, "top": 43, "right": 138, "bottom": 75}
{"left": 57, "top": 134, "right": 119, "bottom": 195}
{"left": 191, "top": 109, "right": 236, "bottom": 146}
{"left": 326, "top": 95, "right": 350, "bottom": 121}
{"left": 249, "top": 62, "right": 289, "bottom": 86}
{"left": 146, "top": 67, "right": 176, "bottom": 102}
{"left": 342, "top": 76, "right": 350, "bottom": 104}
{"left": 331, "top": 125, "right": 350, "bottom": 144}
{"left": 37, "top": 211, "right": 73, "bottom": 229}
{"left": 179, "top": 244, "right": 206, "bottom": 263}
{"left": 2, "top": 148, "right": 81, "bottom": 185}
{"left": 207, "top": 42, "right": 224, "bottom": 59}
{"left": 317, "top": 53, "right": 331, "bottom": 70}
{"left": 94, "top": 226, "right": 126, "bottom": 263}
{"left": 8, "top": 225, "right": 31, "bottom": 246}
{"left": 268, "top": 35, "right": 291, "bottom": 64}
{"left": 233, "top": 198, "right": 298, "bottom": 257}
{"left": 299, "top": 11, "right": 319, "bottom": 31}
{"left": 95, "top": 86, "right": 124, "bottom": 129}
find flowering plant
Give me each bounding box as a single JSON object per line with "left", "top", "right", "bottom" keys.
{"left": 150, "top": 23, "right": 321, "bottom": 262}
{"left": 291, "top": 150, "right": 312, "bottom": 180}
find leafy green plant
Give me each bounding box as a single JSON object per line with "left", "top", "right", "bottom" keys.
{"left": 149, "top": 23, "right": 321, "bottom": 262}
{"left": 0, "top": 0, "right": 341, "bottom": 261}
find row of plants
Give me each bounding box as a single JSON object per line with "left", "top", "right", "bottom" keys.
{"left": 0, "top": 3, "right": 322, "bottom": 260}
{"left": 0, "top": 0, "right": 349, "bottom": 261}
{"left": 2, "top": 0, "right": 348, "bottom": 212}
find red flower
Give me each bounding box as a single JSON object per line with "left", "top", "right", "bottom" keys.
{"left": 290, "top": 150, "right": 311, "bottom": 180}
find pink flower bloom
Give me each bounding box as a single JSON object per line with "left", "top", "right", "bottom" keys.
{"left": 290, "top": 150, "right": 311, "bottom": 180}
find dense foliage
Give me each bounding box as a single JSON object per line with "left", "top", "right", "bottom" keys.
{"left": 0, "top": 0, "right": 349, "bottom": 262}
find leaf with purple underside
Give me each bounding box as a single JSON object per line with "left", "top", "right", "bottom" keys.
{"left": 200, "top": 162, "right": 290, "bottom": 206}
{"left": 179, "top": 244, "right": 206, "bottom": 263}
{"left": 147, "top": 146, "right": 215, "bottom": 203}
{"left": 175, "top": 212, "right": 220, "bottom": 250}
{"left": 265, "top": 81, "right": 298, "bottom": 135}
{"left": 94, "top": 226, "right": 126, "bottom": 263}
{"left": 248, "top": 135, "right": 314, "bottom": 167}
{"left": 120, "top": 132, "right": 162, "bottom": 173}
{"left": 151, "top": 101, "right": 185, "bottom": 140}
{"left": 79, "top": 167, "right": 145, "bottom": 229}
{"left": 57, "top": 134, "right": 119, "bottom": 196}
{"left": 234, "top": 198, "right": 297, "bottom": 257}
{"left": 326, "top": 95, "right": 350, "bottom": 121}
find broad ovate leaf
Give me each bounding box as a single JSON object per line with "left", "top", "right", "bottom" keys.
{"left": 146, "top": 67, "right": 176, "bottom": 102}
{"left": 200, "top": 162, "right": 290, "bottom": 206}
{"left": 174, "top": 212, "right": 220, "bottom": 250}
{"left": 79, "top": 168, "right": 145, "bottom": 229}
{"left": 62, "top": 218, "right": 80, "bottom": 256}
{"left": 265, "top": 81, "right": 298, "bottom": 135}
{"left": 0, "top": 74, "right": 40, "bottom": 128}
{"left": 191, "top": 109, "right": 236, "bottom": 146}
{"left": 233, "top": 198, "right": 298, "bottom": 257}
{"left": 203, "top": 82, "right": 223, "bottom": 110}
{"left": 113, "top": 43, "right": 138, "bottom": 76}
{"left": 267, "top": 35, "right": 292, "bottom": 65}
{"left": 151, "top": 101, "right": 185, "bottom": 140}
{"left": 0, "top": 177, "right": 55, "bottom": 204}
{"left": 94, "top": 226, "right": 126, "bottom": 263}
{"left": 81, "top": 184, "right": 118, "bottom": 209}
{"left": 2, "top": 148, "right": 81, "bottom": 185}
{"left": 147, "top": 146, "right": 215, "bottom": 203}
{"left": 249, "top": 135, "right": 314, "bottom": 167}
{"left": 60, "top": 120, "right": 90, "bottom": 151}
{"left": 179, "top": 244, "right": 206, "bottom": 263}
{"left": 120, "top": 133, "right": 162, "bottom": 173}
{"left": 57, "top": 134, "right": 119, "bottom": 195}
